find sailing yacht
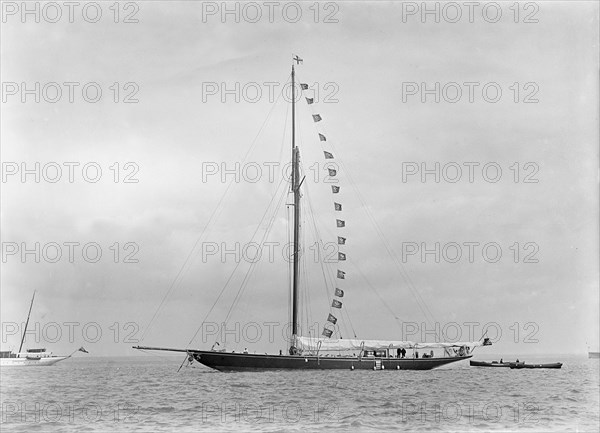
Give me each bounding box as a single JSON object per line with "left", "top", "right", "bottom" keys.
{"left": 135, "top": 58, "right": 491, "bottom": 370}
{"left": 0, "top": 292, "right": 86, "bottom": 367}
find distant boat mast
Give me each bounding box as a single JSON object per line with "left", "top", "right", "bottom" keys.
{"left": 18, "top": 290, "right": 36, "bottom": 353}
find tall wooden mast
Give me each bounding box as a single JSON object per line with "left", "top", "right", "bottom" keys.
{"left": 291, "top": 63, "right": 301, "bottom": 340}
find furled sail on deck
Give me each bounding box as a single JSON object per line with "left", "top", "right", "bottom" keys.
{"left": 296, "top": 336, "right": 489, "bottom": 352}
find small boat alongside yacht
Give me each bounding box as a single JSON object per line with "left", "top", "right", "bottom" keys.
{"left": 470, "top": 359, "right": 562, "bottom": 369}
{"left": 470, "top": 360, "right": 511, "bottom": 368}
{"left": 509, "top": 362, "right": 562, "bottom": 369}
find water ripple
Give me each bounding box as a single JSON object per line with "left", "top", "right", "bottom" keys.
{"left": 0, "top": 355, "right": 598, "bottom": 432}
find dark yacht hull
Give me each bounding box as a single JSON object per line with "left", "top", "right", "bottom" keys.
{"left": 190, "top": 350, "right": 471, "bottom": 371}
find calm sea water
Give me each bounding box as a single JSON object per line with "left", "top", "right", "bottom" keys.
{"left": 1, "top": 354, "right": 598, "bottom": 432}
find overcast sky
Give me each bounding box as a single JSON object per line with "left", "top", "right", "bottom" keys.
{"left": 1, "top": 1, "right": 598, "bottom": 357}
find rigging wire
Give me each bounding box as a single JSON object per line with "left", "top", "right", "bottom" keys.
{"left": 296, "top": 79, "right": 441, "bottom": 336}
{"left": 223, "top": 179, "right": 290, "bottom": 324}
{"left": 186, "top": 175, "right": 288, "bottom": 346}
{"left": 295, "top": 115, "right": 312, "bottom": 338}
{"left": 141, "top": 83, "right": 287, "bottom": 342}
{"left": 282, "top": 90, "right": 293, "bottom": 336}
{"left": 337, "top": 152, "right": 440, "bottom": 329}
{"left": 295, "top": 92, "right": 357, "bottom": 340}
{"left": 217, "top": 72, "right": 295, "bottom": 344}
{"left": 286, "top": 201, "right": 292, "bottom": 337}
{"left": 222, "top": 83, "right": 294, "bottom": 328}
{"left": 302, "top": 173, "right": 355, "bottom": 340}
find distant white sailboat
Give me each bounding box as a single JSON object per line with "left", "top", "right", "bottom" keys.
{"left": 0, "top": 291, "right": 88, "bottom": 367}
{"left": 0, "top": 349, "right": 71, "bottom": 367}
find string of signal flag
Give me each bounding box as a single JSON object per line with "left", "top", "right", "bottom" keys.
{"left": 297, "top": 69, "right": 346, "bottom": 339}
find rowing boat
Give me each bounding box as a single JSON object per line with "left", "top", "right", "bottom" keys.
{"left": 509, "top": 362, "right": 562, "bottom": 369}
{"left": 470, "top": 360, "right": 511, "bottom": 368}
